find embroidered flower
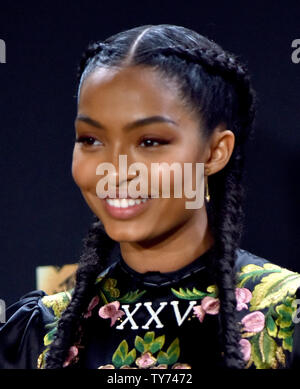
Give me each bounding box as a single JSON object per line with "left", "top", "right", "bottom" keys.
{"left": 193, "top": 296, "right": 220, "bottom": 322}
{"left": 98, "top": 301, "right": 125, "bottom": 326}
{"left": 201, "top": 296, "right": 220, "bottom": 314}
{"left": 241, "top": 311, "right": 265, "bottom": 333}
{"left": 63, "top": 345, "right": 79, "bottom": 367}
{"left": 239, "top": 339, "right": 251, "bottom": 361}
{"left": 235, "top": 288, "right": 252, "bottom": 311}
{"left": 84, "top": 296, "right": 100, "bottom": 319}
{"left": 120, "top": 365, "right": 138, "bottom": 369}
{"left": 98, "top": 364, "right": 115, "bottom": 369}
{"left": 193, "top": 305, "right": 205, "bottom": 322}
{"left": 136, "top": 352, "right": 157, "bottom": 368}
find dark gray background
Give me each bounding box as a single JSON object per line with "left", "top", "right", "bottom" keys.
{"left": 0, "top": 1, "right": 299, "bottom": 305}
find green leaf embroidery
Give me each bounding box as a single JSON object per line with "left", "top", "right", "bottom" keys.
{"left": 134, "top": 336, "right": 145, "bottom": 353}
{"left": 278, "top": 327, "right": 294, "bottom": 339}
{"left": 166, "top": 338, "right": 180, "bottom": 365}
{"left": 110, "top": 332, "right": 182, "bottom": 368}
{"left": 112, "top": 340, "right": 128, "bottom": 367}
{"left": 144, "top": 331, "right": 155, "bottom": 344}
{"left": 124, "top": 349, "right": 136, "bottom": 366}
{"left": 112, "top": 340, "right": 136, "bottom": 368}
{"left": 118, "top": 290, "right": 146, "bottom": 304}
{"left": 237, "top": 265, "right": 281, "bottom": 288}
{"left": 266, "top": 315, "right": 278, "bottom": 338}
{"left": 112, "top": 350, "right": 124, "bottom": 368}
{"left": 119, "top": 340, "right": 128, "bottom": 357}
{"left": 149, "top": 335, "right": 165, "bottom": 354}
{"left": 43, "top": 327, "right": 57, "bottom": 346}
{"left": 157, "top": 351, "right": 169, "bottom": 365}
{"left": 251, "top": 329, "right": 277, "bottom": 369}
{"left": 282, "top": 336, "right": 293, "bottom": 352}
{"left": 171, "top": 286, "right": 213, "bottom": 300}
{"left": 275, "top": 303, "right": 295, "bottom": 329}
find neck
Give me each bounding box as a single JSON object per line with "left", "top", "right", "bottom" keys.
{"left": 119, "top": 208, "right": 214, "bottom": 273}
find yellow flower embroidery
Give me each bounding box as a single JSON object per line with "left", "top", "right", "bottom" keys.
{"left": 37, "top": 290, "right": 73, "bottom": 368}
{"left": 103, "top": 278, "right": 120, "bottom": 299}
{"left": 41, "top": 290, "right": 72, "bottom": 318}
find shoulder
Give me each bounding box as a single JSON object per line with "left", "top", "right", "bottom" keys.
{"left": 233, "top": 248, "right": 300, "bottom": 369}
{"left": 0, "top": 289, "right": 72, "bottom": 369}
{"left": 234, "top": 248, "right": 300, "bottom": 300}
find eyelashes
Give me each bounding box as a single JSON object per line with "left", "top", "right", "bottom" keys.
{"left": 75, "top": 136, "right": 102, "bottom": 146}
{"left": 139, "top": 137, "right": 170, "bottom": 147}
{"left": 75, "top": 135, "right": 170, "bottom": 148}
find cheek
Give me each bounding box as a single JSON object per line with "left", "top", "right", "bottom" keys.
{"left": 72, "top": 150, "right": 97, "bottom": 192}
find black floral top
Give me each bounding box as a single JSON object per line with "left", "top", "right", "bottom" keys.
{"left": 1, "top": 247, "right": 300, "bottom": 369}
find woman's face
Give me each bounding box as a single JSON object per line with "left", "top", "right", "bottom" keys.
{"left": 72, "top": 65, "right": 209, "bottom": 243}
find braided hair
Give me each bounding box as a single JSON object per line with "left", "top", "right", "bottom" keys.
{"left": 45, "top": 24, "right": 256, "bottom": 369}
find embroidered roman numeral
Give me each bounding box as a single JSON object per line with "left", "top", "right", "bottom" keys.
{"left": 170, "top": 300, "right": 197, "bottom": 326}
{"left": 141, "top": 302, "right": 168, "bottom": 329}
{"left": 115, "top": 303, "right": 142, "bottom": 330}
{"left": 115, "top": 300, "right": 198, "bottom": 330}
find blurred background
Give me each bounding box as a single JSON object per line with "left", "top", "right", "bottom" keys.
{"left": 0, "top": 0, "right": 299, "bottom": 305}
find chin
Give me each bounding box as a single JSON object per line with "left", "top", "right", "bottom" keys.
{"left": 103, "top": 223, "right": 151, "bottom": 243}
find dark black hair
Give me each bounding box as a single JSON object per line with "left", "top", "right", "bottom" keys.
{"left": 44, "top": 24, "right": 256, "bottom": 369}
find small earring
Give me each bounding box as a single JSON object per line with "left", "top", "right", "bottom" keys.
{"left": 205, "top": 178, "right": 210, "bottom": 203}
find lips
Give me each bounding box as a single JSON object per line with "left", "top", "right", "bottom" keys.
{"left": 102, "top": 197, "right": 151, "bottom": 219}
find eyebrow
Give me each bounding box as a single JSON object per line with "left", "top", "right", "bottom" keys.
{"left": 75, "top": 114, "right": 178, "bottom": 131}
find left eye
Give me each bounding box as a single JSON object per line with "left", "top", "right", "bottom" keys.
{"left": 75, "top": 136, "right": 102, "bottom": 146}
{"left": 139, "top": 138, "right": 169, "bottom": 147}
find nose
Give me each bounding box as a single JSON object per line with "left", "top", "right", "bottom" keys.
{"left": 98, "top": 144, "right": 139, "bottom": 197}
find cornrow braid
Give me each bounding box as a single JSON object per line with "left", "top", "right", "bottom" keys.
{"left": 76, "top": 42, "right": 107, "bottom": 83}
{"left": 208, "top": 151, "right": 246, "bottom": 368}
{"left": 44, "top": 216, "right": 115, "bottom": 368}
{"left": 134, "top": 45, "right": 255, "bottom": 141}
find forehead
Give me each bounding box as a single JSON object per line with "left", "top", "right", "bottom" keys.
{"left": 77, "top": 65, "right": 190, "bottom": 120}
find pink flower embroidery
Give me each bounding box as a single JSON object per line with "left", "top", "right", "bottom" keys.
{"left": 241, "top": 311, "right": 265, "bottom": 333}
{"left": 136, "top": 352, "right": 157, "bottom": 368}
{"left": 84, "top": 295, "right": 100, "bottom": 318}
{"left": 193, "top": 305, "right": 206, "bottom": 322}
{"left": 201, "top": 296, "right": 220, "bottom": 314}
{"left": 193, "top": 296, "right": 220, "bottom": 323}
{"left": 239, "top": 339, "right": 251, "bottom": 361}
{"left": 235, "top": 288, "right": 252, "bottom": 311}
{"left": 63, "top": 345, "right": 79, "bottom": 367}
{"left": 98, "top": 301, "right": 125, "bottom": 326}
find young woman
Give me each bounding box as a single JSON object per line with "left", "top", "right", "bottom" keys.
{"left": 1, "top": 24, "right": 300, "bottom": 369}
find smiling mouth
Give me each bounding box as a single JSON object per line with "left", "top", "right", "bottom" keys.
{"left": 101, "top": 196, "right": 152, "bottom": 220}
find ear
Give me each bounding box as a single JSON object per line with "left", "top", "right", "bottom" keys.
{"left": 204, "top": 124, "right": 235, "bottom": 176}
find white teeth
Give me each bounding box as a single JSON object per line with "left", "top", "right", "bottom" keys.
{"left": 120, "top": 199, "right": 128, "bottom": 208}
{"left": 106, "top": 198, "right": 149, "bottom": 208}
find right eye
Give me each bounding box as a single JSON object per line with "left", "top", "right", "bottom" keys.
{"left": 75, "top": 136, "right": 102, "bottom": 147}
